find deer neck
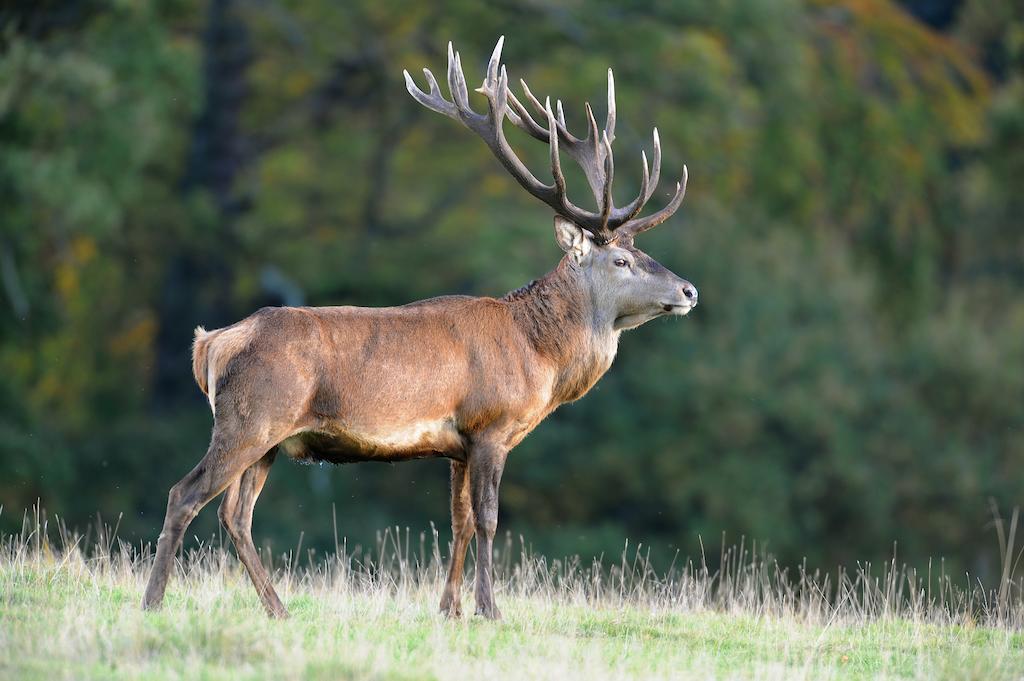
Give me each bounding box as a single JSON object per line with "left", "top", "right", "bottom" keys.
{"left": 503, "top": 258, "right": 620, "bottom": 403}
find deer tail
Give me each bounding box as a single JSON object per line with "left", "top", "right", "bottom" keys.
{"left": 192, "top": 326, "right": 215, "bottom": 396}
{"left": 191, "top": 319, "right": 258, "bottom": 414}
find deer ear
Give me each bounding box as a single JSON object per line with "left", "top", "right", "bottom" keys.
{"left": 553, "top": 216, "right": 594, "bottom": 263}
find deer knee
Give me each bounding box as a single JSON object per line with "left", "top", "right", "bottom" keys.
{"left": 469, "top": 452, "right": 505, "bottom": 538}
{"left": 453, "top": 520, "right": 475, "bottom": 545}
{"left": 218, "top": 491, "right": 254, "bottom": 543}
{"left": 451, "top": 497, "right": 473, "bottom": 529}
{"left": 165, "top": 479, "right": 203, "bottom": 529}
{"left": 217, "top": 498, "right": 237, "bottom": 535}
{"left": 474, "top": 510, "right": 497, "bottom": 538}
{"left": 166, "top": 482, "right": 190, "bottom": 518}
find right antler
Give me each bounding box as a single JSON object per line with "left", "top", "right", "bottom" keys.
{"left": 404, "top": 37, "right": 687, "bottom": 244}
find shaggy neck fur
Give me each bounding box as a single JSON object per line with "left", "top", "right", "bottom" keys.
{"left": 502, "top": 258, "right": 620, "bottom": 403}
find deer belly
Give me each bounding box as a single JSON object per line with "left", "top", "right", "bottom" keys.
{"left": 279, "top": 419, "right": 465, "bottom": 463}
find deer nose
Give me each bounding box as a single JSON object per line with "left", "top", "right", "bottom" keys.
{"left": 682, "top": 283, "right": 698, "bottom": 305}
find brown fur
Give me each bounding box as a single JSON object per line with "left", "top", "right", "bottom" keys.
{"left": 504, "top": 260, "right": 613, "bottom": 404}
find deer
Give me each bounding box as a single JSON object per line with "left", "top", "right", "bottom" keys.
{"left": 142, "top": 37, "right": 697, "bottom": 621}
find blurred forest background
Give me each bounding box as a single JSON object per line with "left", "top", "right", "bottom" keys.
{"left": 1, "top": 0, "right": 1022, "bottom": 579}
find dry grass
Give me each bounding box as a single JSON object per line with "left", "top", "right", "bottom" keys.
{"left": 2, "top": 506, "right": 1023, "bottom": 680}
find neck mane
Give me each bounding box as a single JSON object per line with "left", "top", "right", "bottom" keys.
{"left": 501, "top": 258, "right": 619, "bottom": 403}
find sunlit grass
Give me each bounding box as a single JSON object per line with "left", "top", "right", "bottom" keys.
{"left": 1, "top": 509, "right": 1023, "bottom": 680}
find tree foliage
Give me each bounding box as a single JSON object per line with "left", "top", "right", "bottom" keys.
{"left": 0, "top": 0, "right": 1021, "bottom": 576}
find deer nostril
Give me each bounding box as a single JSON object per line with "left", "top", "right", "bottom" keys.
{"left": 683, "top": 285, "right": 697, "bottom": 300}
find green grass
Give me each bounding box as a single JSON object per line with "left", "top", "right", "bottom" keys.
{"left": 2, "top": 516, "right": 1023, "bottom": 680}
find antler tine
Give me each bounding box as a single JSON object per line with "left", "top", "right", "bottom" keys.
{"left": 445, "top": 42, "right": 459, "bottom": 106}
{"left": 448, "top": 44, "right": 474, "bottom": 115}
{"left": 614, "top": 149, "right": 650, "bottom": 224}
{"left": 478, "top": 40, "right": 513, "bottom": 125}
{"left": 554, "top": 100, "right": 579, "bottom": 144}
{"left": 545, "top": 98, "right": 568, "bottom": 205}
{"left": 620, "top": 165, "right": 688, "bottom": 237}
{"left": 510, "top": 80, "right": 575, "bottom": 145}
{"left": 584, "top": 103, "right": 600, "bottom": 149}
{"left": 485, "top": 35, "right": 503, "bottom": 87}
{"left": 647, "top": 128, "right": 662, "bottom": 201}
{"left": 493, "top": 64, "right": 509, "bottom": 120}
{"left": 605, "top": 69, "right": 616, "bottom": 144}
{"left": 404, "top": 67, "right": 456, "bottom": 118}
{"left": 507, "top": 90, "right": 550, "bottom": 141}
{"left": 519, "top": 79, "right": 549, "bottom": 122}
{"left": 599, "top": 131, "right": 614, "bottom": 229}
{"left": 633, "top": 151, "right": 651, "bottom": 218}
{"left": 422, "top": 68, "right": 442, "bottom": 96}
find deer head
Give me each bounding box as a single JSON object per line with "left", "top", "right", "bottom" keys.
{"left": 404, "top": 37, "right": 697, "bottom": 333}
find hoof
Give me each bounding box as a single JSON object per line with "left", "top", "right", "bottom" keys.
{"left": 440, "top": 601, "right": 463, "bottom": 619}
{"left": 474, "top": 605, "right": 502, "bottom": 621}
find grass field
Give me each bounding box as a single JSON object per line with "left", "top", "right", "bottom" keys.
{"left": 2, "top": 510, "right": 1023, "bottom": 680}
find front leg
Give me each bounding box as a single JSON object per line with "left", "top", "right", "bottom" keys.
{"left": 439, "top": 460, "right": 474, "bottom": 618}
{"left": 469, "top": 441, "right": 508, "bottom": 620}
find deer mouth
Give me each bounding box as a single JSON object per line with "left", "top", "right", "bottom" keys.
{"left": 661, "top": 302, "right": 694, "bottom": 316}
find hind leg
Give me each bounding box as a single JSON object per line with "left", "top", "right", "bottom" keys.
{"left": 218, "top": 449, "right": 287, "bottom": 618}
{"left": 142, "top": 428, "right": 280, "bottom": 612}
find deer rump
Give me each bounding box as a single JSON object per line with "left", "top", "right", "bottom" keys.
{"left": 190, "top": 301, "right": 548, "bottom": 466}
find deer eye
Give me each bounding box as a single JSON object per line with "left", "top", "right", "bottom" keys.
{"left": 613, "top": 258, "right": 629, "bottom": 268}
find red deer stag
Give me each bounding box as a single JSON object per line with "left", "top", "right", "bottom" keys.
{"left": 143, "top": 37, "right": 697, "bottom": 620}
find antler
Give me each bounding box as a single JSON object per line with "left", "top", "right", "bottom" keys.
{"left": 404, "top": 37, "right": 687, "bottom": 244}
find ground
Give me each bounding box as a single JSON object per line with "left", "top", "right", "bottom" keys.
{"left": 1, "top": 526, "right": 1022, "bottom": 680}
